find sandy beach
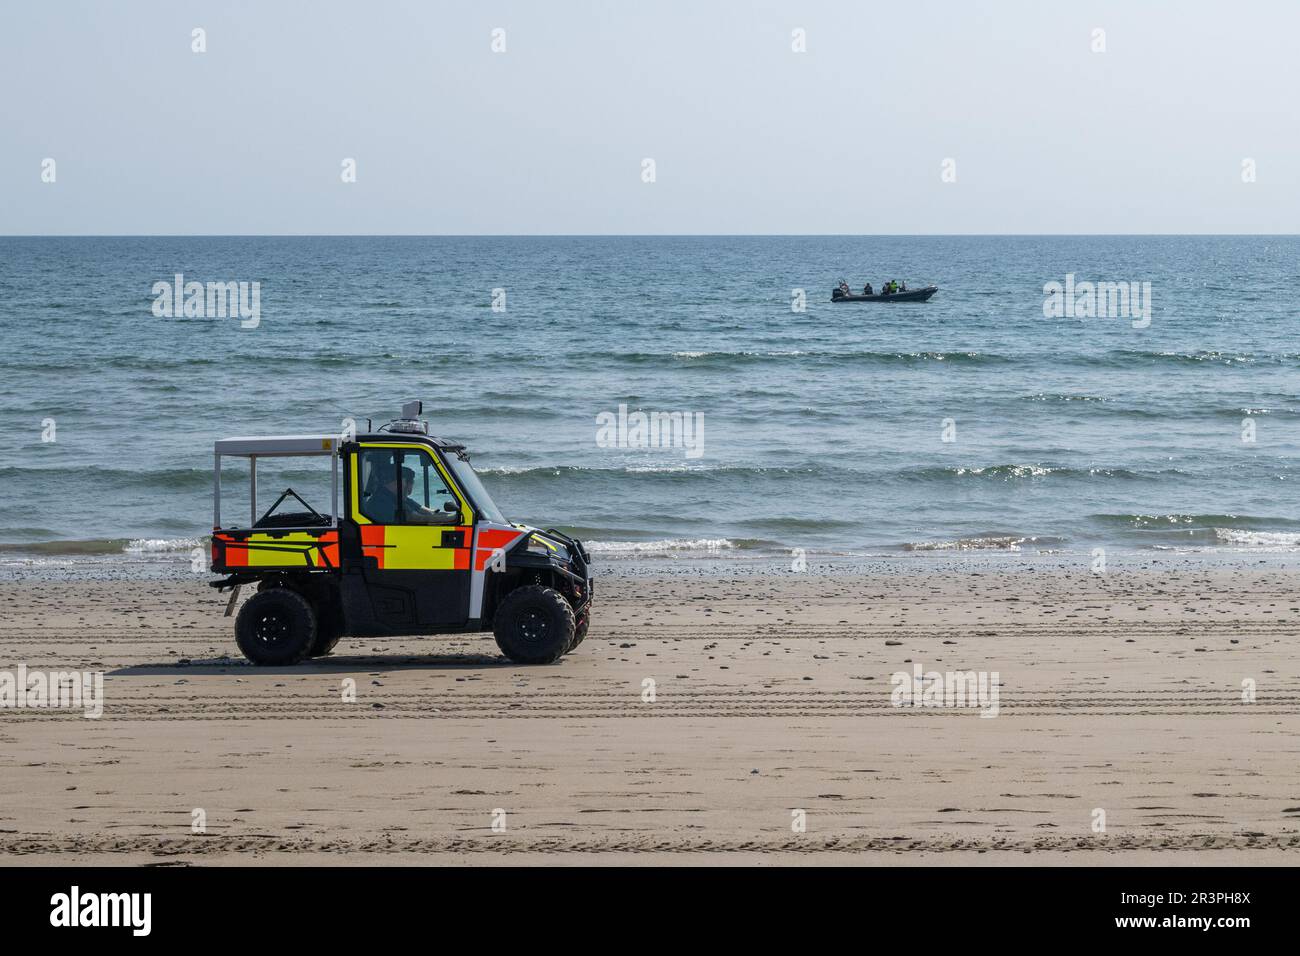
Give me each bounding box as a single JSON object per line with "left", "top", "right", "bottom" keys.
{"left": 1, "top": 558, "right": 1297, "bottom": 866}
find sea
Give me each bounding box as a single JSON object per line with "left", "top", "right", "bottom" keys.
{"left": 2, "top": 235, "right": 1298, "bottom": 574}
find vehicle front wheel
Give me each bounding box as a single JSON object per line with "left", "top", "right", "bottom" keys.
{"left": 567, "top": 612, "right": 589, "bottom": 653}
{"left": 493, "top": 585, "right": 575, "bottom": 664}
{"left": 235, "top": 588, "right": 317, "bottom": 666}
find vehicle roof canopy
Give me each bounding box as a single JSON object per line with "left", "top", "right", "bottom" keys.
{"left": 213, "top": 434, "right": 464, "bottom": 457}
{"left": 214, "top": 435, "right": 340, "bottom": 457}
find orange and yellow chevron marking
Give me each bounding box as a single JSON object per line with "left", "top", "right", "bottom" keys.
{"left": 213, "top": 531, "right": 339, "bottom": 570}
{"left": 315, "top": 539, "right": 339, "bottom": 568}
{"left": 358, "top": 524, "right": 472, "bottom": 571}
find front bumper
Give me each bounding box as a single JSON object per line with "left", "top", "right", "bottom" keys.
{"left": 543, "top": 528, "right": 594, "bottom": 609}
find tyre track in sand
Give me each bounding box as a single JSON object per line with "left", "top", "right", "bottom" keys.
{"left": 3, "top": 571, "right": 1299, "bottom": 863}
{"left": 3, "top": 832, "right": 1297, "bottom": 859}
{"left": 3, "top": 686, "right": 1299, "bottom": 720}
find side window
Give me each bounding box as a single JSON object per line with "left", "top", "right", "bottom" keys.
{"left": 358, "top": 447, "right": 460, "bottom": 525}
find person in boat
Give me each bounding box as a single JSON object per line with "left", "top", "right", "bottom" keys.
{"left": 863, "top": 282, "right": 873, "bottom": 295}
{"left": 900, "top": 280, "right": 907, "bottom": 292}
{"left": 837, "top": 280, "right": 850, "bottom": 296}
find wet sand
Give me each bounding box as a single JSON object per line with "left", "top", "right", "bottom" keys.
{"left": 2, "top": 562, "right": 1298, "bottom": 865}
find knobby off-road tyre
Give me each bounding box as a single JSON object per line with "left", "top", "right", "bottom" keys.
{"left": 493, "top": 585, "right": 575, "bottom": 664}
{"left": 235, "top": 588, "right": 318, "bottom": 666}
{"left": 567, "top": 613, "right": 589, "bottom": 653}
{"left": 309, "top": 614, "right": 343, "bottom": 657}
{"left": 256, "top": 580, "right": 339, "bottom": 657}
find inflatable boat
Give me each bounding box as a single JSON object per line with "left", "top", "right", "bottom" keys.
{"left": 832, "top": 285, "right": 939, "bottom": 303}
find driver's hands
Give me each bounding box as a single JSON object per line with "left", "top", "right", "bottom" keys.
{"left": 409, "top": 505, "right": 454, "bottom": 524}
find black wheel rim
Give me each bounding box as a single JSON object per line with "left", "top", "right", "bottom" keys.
{"left": 253, "top": 609, "right": 292, "bottom": 646}
{"left": 517, "top": 608, "right": 551, "bottom": 645}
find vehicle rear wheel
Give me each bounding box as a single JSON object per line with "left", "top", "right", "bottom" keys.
{"left": 309, "top": 614, "right": 343, "bottom": 657}
{"left": 235, "top": 588, "right": 317, "bottom": 666}
{"left": 257, "top": 580, "right": 340, "bottom": 657}
{"left": 493, "top": 585, "right": 575, "bottom": 664}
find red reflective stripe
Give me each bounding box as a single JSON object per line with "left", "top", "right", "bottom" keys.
{"left": 451, "top": 526, "right": 473, "bottom": 570}
{"left": 218, "top": 535, "right": 247, "bottom": 567}
{"left": 474, "top": 529, "right": 523, "bottom": 570}
{"left": 478, "top": 529, "right": 521, "bottom": 549}
{"left": 360, "top": 525, "right": 386, "bottom": 569}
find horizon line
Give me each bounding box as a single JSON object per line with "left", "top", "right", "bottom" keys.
{"left": 4, "top": 232, "right": 1300, "bottom": 239}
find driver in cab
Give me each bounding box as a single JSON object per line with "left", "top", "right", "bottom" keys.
{"left": 369, "top": 465, "right": 455, "bottom": 524}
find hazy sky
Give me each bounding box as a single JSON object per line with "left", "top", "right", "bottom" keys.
{"left": 3, "top": 0, "right": 1298, "bottom": 234}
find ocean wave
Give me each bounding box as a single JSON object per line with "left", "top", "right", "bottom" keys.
{"left": 1212, "top": 529, "right": 1300, "bottom": 549}
{"left": 0, "top": 465, "right": 321, "bottom": 492}
{"left": 0, "top": 539, "right": 127, "bottom": 555}
{"left": 586, "top": 538, "right": 739, "bottom": 554}
{"left": 900, "top": 535, "right": 1063, "bottom": 552}
{"left": 660, "top": 349, "right": 1011, "bottom": 367}
{"left": 479, "top": 464, "right": 826, "bottom": 480}
{"left": 124, "top": 537, "right": 203, "bottom": 554}
{"left": 1090, "top": 513, "right": 1300, "bottom": 530}
{"left": 672, "top": 349, "right": 809, "bottom": 359}
{"left": 561, "top": 347, "right": 1300, "bottom": 372}
{"left": 1094, "top": 349, "right": 1300, "bottom": 368}
{"left": 0, "top": 352, "right": 396, "bottom": 374}
{"left": 736, "top": 516, "right": 862, "bottom": 532}
{"left": 905, "top": 464, "right": 1168, "bottom": 482}
{"left": 1150, "top": 527, "right": 1300, "bottom": 552}
{"left": 1210, "top": 405, "right": 1300, "bottom": 419}
{"left": 483, "top": 461, "right": 1214, "bottom": 487}
{"left": 1014, "top": 395, "right": 1298, "bottom": 420}
{"left": 435, "top": 404, "right": 566, "bottom": 421}
{"left": 0, "top": 536, "right": 205, "bottom": 556}
{"left": 5, "top": 347, "right": 1019, "bottom": 376}
{"left": 12, "top": 346, "right": 1294, "bottom": 379}
{"left": 1083, "top": 514, "right": 1300, "bottom": 550}
{"left": 1020, "top": 393, "right": 1108, "bottom": 404}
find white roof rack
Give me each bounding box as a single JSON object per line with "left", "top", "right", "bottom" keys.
{"left": 214, "top": 435, "right": 340, "bottom": 457}
{"left": 213, "top": 436, "right": 342, "bottom": 528}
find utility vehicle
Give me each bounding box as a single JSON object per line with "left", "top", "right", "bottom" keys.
{"left": 208, "top": 402, "right": 593, "bottom": 665}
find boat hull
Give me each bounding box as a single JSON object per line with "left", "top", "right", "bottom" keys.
{"left": 831, "top": 286, "right": 938, "bottom": 303}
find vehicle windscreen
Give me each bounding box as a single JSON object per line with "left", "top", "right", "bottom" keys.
{"left": 445, "top": 451, "right": 508, "bottom": 525}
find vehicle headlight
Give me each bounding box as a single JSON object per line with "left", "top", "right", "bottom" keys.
{"left": 527, "top": 534, "right": 569, "bottom": 561}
